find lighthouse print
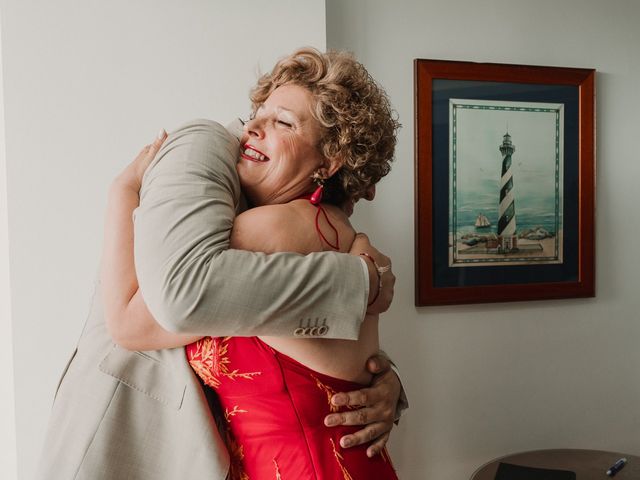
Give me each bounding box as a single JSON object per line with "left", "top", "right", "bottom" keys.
{"left": 448, "top": 98, "right": 564, "bottom": 267}
{"left": 497, "top": 131, "right": 517, "bottom": 250}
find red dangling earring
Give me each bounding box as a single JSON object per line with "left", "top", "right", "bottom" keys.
{"left": 310, "top": 183, "right": 324, "bottom": 205}
{"left": 308, "top": 171, "right": 339, "bottom": 250}
{"left": 310, "top": 173, "right": 325, "bottom": 205}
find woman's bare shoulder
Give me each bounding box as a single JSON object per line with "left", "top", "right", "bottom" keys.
{"left": 231, "top": 201, "right": 356, "bottom": 254}
{"left": 231, "top": 202, "right": 321, "bottom": 254}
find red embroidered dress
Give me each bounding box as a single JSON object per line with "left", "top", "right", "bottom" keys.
{"left": 186, "top": 336, "right": 398, "bottom": 480}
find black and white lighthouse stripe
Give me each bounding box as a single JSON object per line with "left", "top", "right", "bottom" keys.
{"left": 498, "top": 132, "right": 516, "bottom": 237}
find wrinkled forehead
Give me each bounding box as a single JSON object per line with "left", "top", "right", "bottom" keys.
{"left": 254, "top": 82, "right": 318, "bottom": 113}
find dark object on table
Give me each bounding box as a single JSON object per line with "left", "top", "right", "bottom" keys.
{"left": 606, "top": 457, "right": 627, "bottom": 477}
{"left": 495, "top": 462, "right": 576, "bottom": 480}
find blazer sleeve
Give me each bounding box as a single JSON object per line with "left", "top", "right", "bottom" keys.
{"left": 133, "top": 119, "right": 369, "bottom": 340}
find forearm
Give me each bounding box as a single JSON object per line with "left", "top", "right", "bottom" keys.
{"left": 135, "top": 119, "right": 368, "bottom": 339}
{"left": 138, "top": 245, "right": 368, "bottom": 339}
{"left": 101, "top": 179, "right": 201, "bottom": 350}
{"left": 101, "top": 178, "right": 141, "bottom": 326}
{"left": 116, "top": 290, "right": 202, "bottom": 350}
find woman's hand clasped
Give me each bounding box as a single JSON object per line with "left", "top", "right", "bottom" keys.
{"left": 350, "top": 233, "right": 395, "bottom": 315}
{"left": 114, "top": 129, "right": 167, "bottom": 191}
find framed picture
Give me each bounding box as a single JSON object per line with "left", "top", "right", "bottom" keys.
{"left": 414, "top": 59, "right": 595, "bottom": 306}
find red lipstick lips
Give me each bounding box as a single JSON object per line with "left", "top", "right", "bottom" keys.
{"left": 241, "top": 144, "right": 269, "bottom": 162}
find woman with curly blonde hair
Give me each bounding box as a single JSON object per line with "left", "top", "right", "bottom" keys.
{"left": 107, "top": 48, "right": 401, "bottom": 479}
{"left": 247, "top": 48, "right": 398, "bottom": 208}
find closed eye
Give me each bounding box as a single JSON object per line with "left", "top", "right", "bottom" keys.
{"left": 277, "top": 120, "right": 293, "bottom": 128}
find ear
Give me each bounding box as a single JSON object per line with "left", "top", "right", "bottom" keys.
{"left": 323, "top": 156, "right": 343, "bottom": 179}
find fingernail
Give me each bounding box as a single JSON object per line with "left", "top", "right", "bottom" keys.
{"left": 341, "top": 437, "right": 353, "bottom": 448}
{"left": 325, "top": 416, "right": 338, "bottom": 427}
{"left": 157, "top": 128, "right": 166, "bottom": 140}
{"left": 331, "top": 394, "right": 347, "bottom": 406}
{"left": 367, "top": 448, "right": 376, "bottom": 458}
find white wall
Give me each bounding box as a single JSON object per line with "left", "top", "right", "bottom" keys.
{"left": 0, "top": 7, "right": 18, "bottom": 479}
{"left": 0, "top": 1, "right": 325, "bottom": 478}
{"left": 6, "top": 1, "right": 640, "bottom": 478}
{"left": 327, "top": 0, "right": 640, "bottom": 478}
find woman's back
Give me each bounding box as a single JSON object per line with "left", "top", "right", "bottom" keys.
{"left": 230, "top": 199, "right": 380, "bottom": 385}
{"left": 186, "top": 335, "right": 396, "bottom": 479}
{"left": 184, "top": 198, "right": 395, "bottom": 478}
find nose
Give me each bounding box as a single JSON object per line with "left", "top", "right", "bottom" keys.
{"left": 244, "top": 117, "right": 265, "bottom": 140}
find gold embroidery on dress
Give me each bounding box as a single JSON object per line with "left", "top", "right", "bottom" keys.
{"left": 330, "top": 438, "right": 354, "bottom": 480}
{"left": 312, "top": 374, "right": 340, "bottom": 412}
{"left": 224, "top": 405, "right": 249, "bottom": 478}
{"left": 227, "top": 431, "right": 249, "bottom": 480}
{"left": 225, "top": 405, "right": 249, "bottom": 424}
{"left": 273, "top": 458, "right": 282, "bottom": 480}
{"left": 188, "top": 337, "right": 261, "bottom": 389}
{"left": 312, "top": 374, "right": 359, "bottom": 413}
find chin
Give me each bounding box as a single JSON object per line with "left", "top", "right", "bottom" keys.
{"left": 237, "top": 182, "right": 265, "bottom": 207}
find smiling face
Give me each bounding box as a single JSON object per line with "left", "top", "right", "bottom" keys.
{"left": 237, "top": 84, "right": 340, "bottom": 206}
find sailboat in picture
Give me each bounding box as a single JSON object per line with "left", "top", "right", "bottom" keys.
{"left": 475, "top": 213, "right": 491, "bottom": 229}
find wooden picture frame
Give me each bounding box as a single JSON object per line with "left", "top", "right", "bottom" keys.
{"left": 415, "top": 59, "right": 595, "bottom": 306}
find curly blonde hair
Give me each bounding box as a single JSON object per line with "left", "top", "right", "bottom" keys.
{"left": 250, "top": 47, "right": 400, "bottom": 205}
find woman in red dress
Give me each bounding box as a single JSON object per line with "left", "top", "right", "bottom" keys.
{"left": 108, "top": 48, "right": 401, "bottom": 479}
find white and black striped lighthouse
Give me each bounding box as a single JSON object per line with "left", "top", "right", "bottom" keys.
{"left": 498, "top": 132, "right": 517, "bottom": 246}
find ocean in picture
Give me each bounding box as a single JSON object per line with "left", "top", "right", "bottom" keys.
{"left": 453, "top": 204, "right": 560, "bottom": 237}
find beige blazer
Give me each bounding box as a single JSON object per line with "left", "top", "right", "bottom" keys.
{"left": 36, "top": 120, "right": 369, "bottom": 479}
